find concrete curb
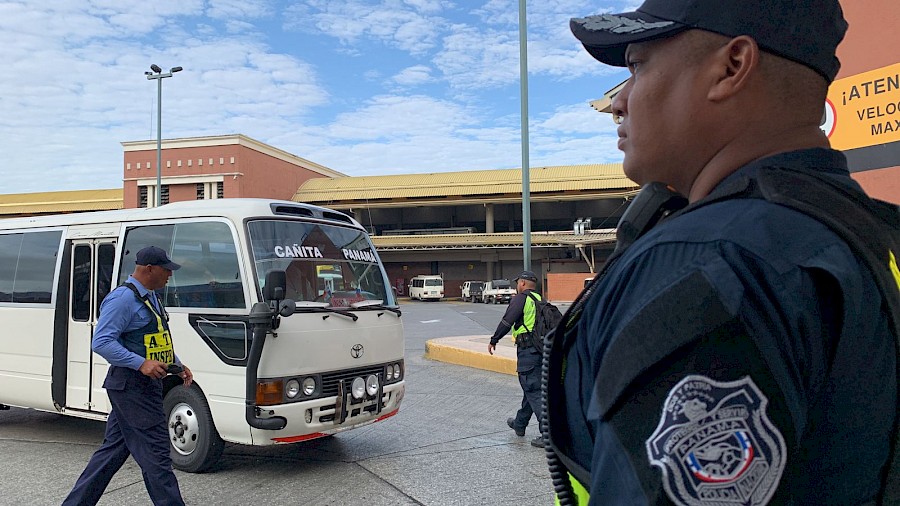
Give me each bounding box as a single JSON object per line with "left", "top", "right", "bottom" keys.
{"left": 424, "top": 337, "right": 517, "bottom": 376}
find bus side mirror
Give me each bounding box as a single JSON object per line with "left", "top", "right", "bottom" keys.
{"left": 264, "top": 270, "right": 286, "bottom": 302}
{"left": 279, "top": 299, "right": 296, "bottom": 317}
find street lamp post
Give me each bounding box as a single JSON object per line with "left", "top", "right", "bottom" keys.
{"left": 145, "top": 64, "right": 182, "bottom": 207}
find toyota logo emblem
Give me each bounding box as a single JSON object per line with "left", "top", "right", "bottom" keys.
{"left": 350, "top": 344, "right": 364, "bottom": 359}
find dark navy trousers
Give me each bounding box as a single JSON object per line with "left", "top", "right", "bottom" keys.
{"left": 63, "top": 367, "right": 184, "bottom": 506}
{"left": 512, "top": 344, "right": 543, "bottom": 431}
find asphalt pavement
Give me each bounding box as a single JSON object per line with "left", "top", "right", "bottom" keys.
{"left": 0, "top": 299, "right": 554, "bottom": 506}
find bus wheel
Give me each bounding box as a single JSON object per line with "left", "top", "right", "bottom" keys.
{"left": 163, "top": 385, "right": 224, "bottom": 473}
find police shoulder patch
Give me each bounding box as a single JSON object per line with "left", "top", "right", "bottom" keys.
{"left": 646, "top": 375, "right": 786, "bottom": 506}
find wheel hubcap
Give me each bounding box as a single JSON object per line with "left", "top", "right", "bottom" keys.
{"left": 168, "top": 402, "right": 199, "bottom": 455}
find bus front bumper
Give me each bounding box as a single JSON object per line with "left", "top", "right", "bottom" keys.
{"left": 250, "top": 381, "right": 405, "bottom": 444}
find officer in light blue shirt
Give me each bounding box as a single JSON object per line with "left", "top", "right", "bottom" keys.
{"left": 64, "top": 246, "right": 193, "bottom": 506}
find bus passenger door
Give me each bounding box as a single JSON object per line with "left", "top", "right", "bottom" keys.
{"left": 66, "top": 240, "right": 116, "bottom": 413}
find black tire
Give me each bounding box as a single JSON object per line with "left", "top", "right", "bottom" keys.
{"left": 163, "top": 384, "right": 224, "bottom": 473}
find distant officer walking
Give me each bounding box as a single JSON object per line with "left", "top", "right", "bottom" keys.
{"left": 63, "top": 246, "right": 192, "bottom": 506}
{"left": 488, "top": 271, "right": 544, "bottom": 448}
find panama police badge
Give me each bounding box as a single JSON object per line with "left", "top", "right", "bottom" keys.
{"left": 646, "top": 375, "right": 786, "bottom": 506}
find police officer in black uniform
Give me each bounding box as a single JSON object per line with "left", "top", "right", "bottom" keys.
{"left": 64, "top": 246, "right": 191, "bottom": 506}
{"left": 544, "top": 1, "right": 899, "bottom": 505}
{"left": 488, "top": 270, "right": 545, "bottom": 448}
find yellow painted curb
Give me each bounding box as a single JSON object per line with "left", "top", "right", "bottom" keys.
{"left": 424, "top": 340, "right": 516, "bottom": 376}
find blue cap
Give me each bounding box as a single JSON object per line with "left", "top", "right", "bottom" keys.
{"left": 514, "top": 270, "right": 538, "bottom": 282}
{"left": 135, "top": 246, "right": 181, "bottom": 271}
{"left": 571, "top": 0, "right": 847, "bottom": 83}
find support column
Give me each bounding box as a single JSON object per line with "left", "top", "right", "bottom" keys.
{"left": 485, "top": 204, "right": 495, "bottom": 234}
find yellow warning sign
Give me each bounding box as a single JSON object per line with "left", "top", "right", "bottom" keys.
{"left": 826, "top": 62, "right": 900, "bottom": 151}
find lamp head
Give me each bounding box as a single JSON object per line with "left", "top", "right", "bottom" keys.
{"left": 171, "top": 66, "right": 183, "bottom": 73}
{"left": 150, "top": 64, "right": 162, "bottom": 73}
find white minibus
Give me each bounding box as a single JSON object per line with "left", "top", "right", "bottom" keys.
{"left": 408, "top": 275, "right": 444, "bottom": 301}
{"left": 0, "top": 199, "right": 405, "bottom": 472}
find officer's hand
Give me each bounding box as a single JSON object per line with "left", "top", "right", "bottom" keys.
{"left": 487, "top": 343, "right": 495, "bottom": 355}
{"left": 179, "top": 365, "right": 193, "bottom": 387}
{"left": 139, "top": 360, "right": 168, "bottom": 379}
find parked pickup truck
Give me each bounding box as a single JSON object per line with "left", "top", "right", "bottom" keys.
{"left": 460, "top": 281, "right": 485, "bottom": 303}
{"left": 481, "top": 279, "right": 516, "bottom": 304}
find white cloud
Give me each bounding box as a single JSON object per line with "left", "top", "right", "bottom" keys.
{"left": 270, "top": 94, "right": 622, "bottom": 178}
{"left": 0, "top": 1, "right": 330, "bottom": 192}
{"left": 206, "top": 0, "right": 273, "bottom": 20}
{"left": 324, "top": 94, "right": 478, "bottom": 141}
{"left": 283, "top": 0, "right": 442, "bottom": 55}
{"left": 391, "top": 65, "right": 434, "bottom": 86}
{"left": 0, "top": 0, "right": 635, "bottom": 194}
{"left": 538, "top": 102, "right": 616, "bottom": 135}
{"left": 432, "top": 24, "right": 520, "bottom": 90}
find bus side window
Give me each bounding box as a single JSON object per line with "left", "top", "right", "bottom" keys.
{"left": 71, "top": 245, "right": 91, "bottom": 321}
{"left": 170, "top": 222, "right": 245, "bottom": 309}
{"left": 96, "top": 243, "right": 115, "bottom": 317}
{"left": 0, "top": 231, "right": 61, "bottom": 304}
{"left": 122, "top": 222, "right": 246, "bottom": 309}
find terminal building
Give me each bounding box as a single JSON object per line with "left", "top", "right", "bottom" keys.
{"left": 1, "top": 134, "right": 636, "bottom": 301}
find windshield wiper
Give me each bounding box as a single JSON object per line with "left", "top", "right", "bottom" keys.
{"left": 351, "top": 300, "right": 401, "bottom": 317}
{"left": 293, "top": 301, "right": 358, "bottom": 321}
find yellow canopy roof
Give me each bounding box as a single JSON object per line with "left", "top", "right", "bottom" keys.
{"left": 0, "top": 189, "right": 123, "bottom": 216}
{"left": 293, "top": 164, "right": 636, "bottom": 207}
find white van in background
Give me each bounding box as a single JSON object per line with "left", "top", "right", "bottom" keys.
{"left": 408, "top": 275, "right": 444, "bottom": 301}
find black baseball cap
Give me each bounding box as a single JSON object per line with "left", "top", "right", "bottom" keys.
{"left": 514, "top": 270, "right": 538, "bottom": 283}
{"left": 570, "top": 0, "right": 847, "bottom": 83}
{"left": 135, "top": 246, "right": 181, "bottom": 271}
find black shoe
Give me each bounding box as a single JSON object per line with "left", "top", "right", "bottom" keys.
{"left": 506, "top": 417, "right": 526, "bottom": 437}
{"left": 530, "top": 436, "right": 544, "bottom": 448}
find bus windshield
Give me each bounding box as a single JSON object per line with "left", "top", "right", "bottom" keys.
{"left": 247, "top": 220, "right": 392, "bottom": 307}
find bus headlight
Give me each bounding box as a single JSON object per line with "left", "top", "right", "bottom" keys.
{"left": 351, "top": 377, "right": 365, "bottom": 400}
{"left": 366, "top": 375, "right": 379, "bottom": 396}
{"left": 302, "top": 377, "right": 316, "bottom": 396}
{"left": 285, "top": 379, "right": 301, "bottom": 399}
{"left": 392, "top": 363, "right": 402, "bottom": 380}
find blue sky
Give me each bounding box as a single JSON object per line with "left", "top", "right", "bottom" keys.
{"left": 0, "top": 0, "right": 640, "bottom": 194}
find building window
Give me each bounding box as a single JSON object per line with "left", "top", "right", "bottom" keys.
{"left": 139, "top": 186, "right": 148, "bottom": 208}
{"left": 136, "top": 162, "right": 141, "bottom": 169}
{"left": 209, "top": 158, "right": 214, "bottom": 166}
{"left": 230, "top": 157, "right": 235, "bottom": 164}
{"left": 188, "top": 159, "right": 192, "bottom": 167}
{"left": 219, "top": 157, "right": 224, "bottom": 165}
{"left": 198, "top": 159, "right": 203, "bottom": 166}
{"left": 126, "top": 163, "right": 131, "bottom": 170}
{"left": 177, "top": 160, "right": 182, "bottom": 167}
{"left": 166, "top": 160, "right": 171, "bottom": 168}
{"left": 161, "top": 185, "right": 170, "bottom": 205}
{"left": 217, "top": 182, "right": 224, "bottom": 199}
{"left": 197, "top": 183, "right": 205, "bottom": 200}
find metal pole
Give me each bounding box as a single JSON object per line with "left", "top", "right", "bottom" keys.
{"left": 156, "top": 76, "right": 162, "bottom": 207}
{"left": 146, "top": 65, "right": 181, "bottom": 208}
{"left": 518, "top": 0, "right": 532, "bottom": 271}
